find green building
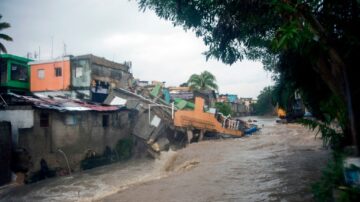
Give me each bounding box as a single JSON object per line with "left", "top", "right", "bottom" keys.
{"left": 0, "top": 54, "right": 32, "bottom": 92}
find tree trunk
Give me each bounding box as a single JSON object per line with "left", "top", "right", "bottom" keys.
{"left": 300, "top": 11, "right": 360, "bottom": 154}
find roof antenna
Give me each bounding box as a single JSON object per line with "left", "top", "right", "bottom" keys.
{"left": 51, "top": 36, "right": 54, "bottom": 59}
{"left": 63, "top": 42, "right": 67, "bottom": 56}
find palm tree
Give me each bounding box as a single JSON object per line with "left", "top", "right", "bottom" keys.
{"left": 187, "top": 70, "right": 218, "bottom": 91}
{"left": 0, "top": 15, "right": 13, "bottom": 53}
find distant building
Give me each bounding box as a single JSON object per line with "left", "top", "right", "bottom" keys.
{"left": 226, "top": 94, "right": 238, "bottom": 103}
{"left": 29, "top": 57, "right": 71, "bottom": 92}
{"left": 0, "top": 54, "right": 33, "bottom": 93}
{"left": 217, "top": 94, "right": 228, "bottom": 103}
{"left": 217, "top": 94, "right": 238, "bottom": 103}
{"left": 168, "top": 86, "right": 194, "bottom": 100}
{"left": 193, "top": 90, "right": 217, "bottom": 108}
{"left": 136, "top": 80, "right": 149, "bottom": 87}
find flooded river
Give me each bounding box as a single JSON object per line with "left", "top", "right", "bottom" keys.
{"left": 1, "top": 117, "right": 329, "bottom": 202}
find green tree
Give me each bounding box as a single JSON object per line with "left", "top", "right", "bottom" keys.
{"left": 254, "top": 86, "right": 275, "bottom": 115}
{"left": 136, "top": 0, "right": 360, "bottom": 152}
{"left": 0, "top": 15, "right": 13, "bottom": 53}
{"left": 215, "top": 102, "right": 231, "bottom": 116}
{"left": 187, "top": 70, "right": 218, "bottom": 91}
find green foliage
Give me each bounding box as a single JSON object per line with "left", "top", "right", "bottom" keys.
{"left": 115, "top": 138, "right": 133, "bottom": 160}
{"left": 137, "top": 0, "right": 279, "bottom": 65}
{"left": 81, "top": 155, "right": 111, "bottom": 170}
{"left": 301, "top": 118, "right": 344, "bottom": 150}
{"left": 215, "top": 102, "right": 232, "bottom": 116}
{"left": 137, "top": 0, "right": 360, "bottom": 154}
{"left": 0, "top": 14, "right": 13, "bottom": 53}
{"left": 253, "top": 86, "right": 275, "bottom": 115}
{"left": 187, "top": 70, "right": 218, "bottom": 91}
{"left": 299, "top": 92, "right": 348, "bottom": 149}
{"left": 312, "top": 152, "right": 360, "bottom": 202}
{"left": 180, "top": 82, "right": 188, "bottom": 87}
{"left": 81, "top": 138, "right": 133, "bottom": 170}
{"left": 312, "top": 152, "right": 345, "bottom": 202}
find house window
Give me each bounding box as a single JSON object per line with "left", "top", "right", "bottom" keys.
{"left": 102, "top": 115, "right": 109, "bottom": 127}
{"left": 37, "top": 69, "right": 45, "bottom": 79}
{"left": 40, "top": 112, "right": 49, "bottom": 127}
{"left": 55, "top": 67, "right": 62, "bottom": 77}
{"left": 10, "top": 63, "right": 28, "bottom": 82}
{"left": 65, "top": 114, "right": 78, "bottom": 125}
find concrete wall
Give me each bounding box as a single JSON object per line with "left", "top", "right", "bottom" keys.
{"left": 18, "top": 109, "right": 132, "bottom": 172}
{"left": 91, "top": 63, "right": 132, "bottom": 89}
{"left": 71, "top": 58, "right": 91, "bottom": 88}
{"left": 30, "top": 58, "right": 71, "bottom": 92}
{"left": 0, "top": 109, "right": 34, "bottom": 144}
{"left": 70, "top": 56, "right": 133, "bottom": 101}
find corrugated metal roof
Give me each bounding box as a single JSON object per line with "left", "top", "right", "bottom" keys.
{"left": 8, "top": 93, "right": 121, "bottom": 112}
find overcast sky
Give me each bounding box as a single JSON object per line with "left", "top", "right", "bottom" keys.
{"left": 0, "top": 0, "right": 273, "bottom": 99}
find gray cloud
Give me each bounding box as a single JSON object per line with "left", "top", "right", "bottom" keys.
{"left": 0, "top": 0, "right": 273, "bottom": 98}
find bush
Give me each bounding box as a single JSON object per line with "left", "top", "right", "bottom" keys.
{"left": 215, "top": 102, "right": 232, "bottom": 116}
{"left": 115, "top": 138, "right": 133, "bottom": 160}
{"left": 80, "top": 138, "right": 133, "bottom": 170}
{"left": 312, "top": 152, "right": 360, "bottom": 202}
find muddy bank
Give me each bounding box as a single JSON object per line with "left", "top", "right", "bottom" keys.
{"left": 1, "top": 117, "right": 330, "bottom": 202}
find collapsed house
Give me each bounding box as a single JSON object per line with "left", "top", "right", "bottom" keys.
{"left": 0, "top": 93, "right": 132, "bottom": 175}
{"left": 104, "top": 88, "right": 184, "bottom": 158}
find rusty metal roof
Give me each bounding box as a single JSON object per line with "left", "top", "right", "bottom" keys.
{"left": 8, "top": 93, "right": 122, "bottom": 112}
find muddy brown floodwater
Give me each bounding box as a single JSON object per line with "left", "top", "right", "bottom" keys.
{"left": 1, "top": 117, "right": 330, "bottom": 202}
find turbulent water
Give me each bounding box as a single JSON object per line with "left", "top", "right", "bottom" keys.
{"left": 0, "top": 117, "right": 329, "bottom": 202}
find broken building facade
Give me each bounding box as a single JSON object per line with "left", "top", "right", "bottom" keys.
{"left": 71, "top": 54, "right": 133, "bottom": 102}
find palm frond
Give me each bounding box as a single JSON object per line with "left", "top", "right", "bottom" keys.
{"left": 0, "top": 43, "right": 7, "bottom": 53}
{"left": 0, "top": 33, "right": 13, "bottom": 41}
{"left": 0, "top": 22, "right": 11, "bottom": 31}
{"left": 0, "top": 15, "right": 12, "bottom": 52}
{"left": 187, "top": 71, "right": 218, "bottom": 91}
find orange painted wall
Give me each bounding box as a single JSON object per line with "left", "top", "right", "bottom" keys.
{"left": 30, "top": 59, "right": 71, "bottom": 92}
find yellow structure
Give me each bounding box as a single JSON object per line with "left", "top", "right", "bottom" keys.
{"left": 174, "top": 97, "right": 243, "bottom": 137}
{"left": 277, "top": 107, "right": 286, "bottom": 118}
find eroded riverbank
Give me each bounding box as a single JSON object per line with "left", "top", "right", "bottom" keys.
{"left": 1, "top": 117, "right": 330, "bottom": 202}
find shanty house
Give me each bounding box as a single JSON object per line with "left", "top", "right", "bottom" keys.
{"left": 29, "top": 57, "right": 71, "bottom": 92}
{"left": 1, "top": 93, "right": 132, "bottom": 173}
{"left": 0, "top": 54, "right": 32, "bottom": 93}
{"left": 70, "top": 54, "right": 133, "bottom": 103}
